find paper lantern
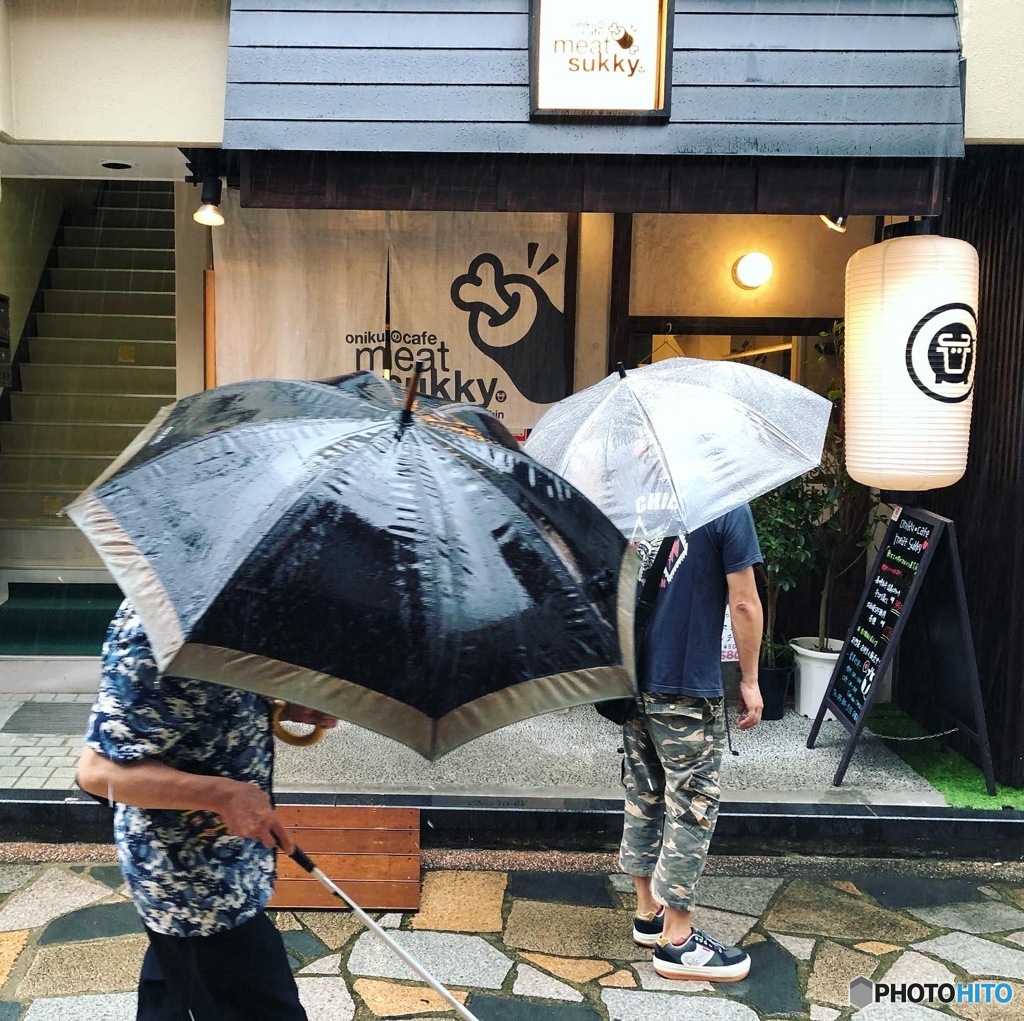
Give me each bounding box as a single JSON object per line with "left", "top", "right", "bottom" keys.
{"left": 844, "top": 235, "right": 979, "bottom": 490}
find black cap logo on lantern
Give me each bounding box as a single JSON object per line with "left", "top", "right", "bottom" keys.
{"left": 905, "top": 302, "right": 977, "bottom": 404}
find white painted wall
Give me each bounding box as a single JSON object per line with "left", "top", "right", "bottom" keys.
{"left": 3, "top": 0, "right": 228, "bottom": 145}
{"left": 960, "top": 0, "right": 1024, "bottom": 144}
{"left": 0, "top": 1, "right": 13, "bottom": 139}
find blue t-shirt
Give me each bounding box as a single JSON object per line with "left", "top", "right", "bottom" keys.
{"left": 637, "top": 506, "right": 762, "bottom": 698}
{"left": 84, "top": 600, "right": 276, "bottom": 937}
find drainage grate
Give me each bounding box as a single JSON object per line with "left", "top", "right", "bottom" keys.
{"left": 2, "top": 703, "right": 93, "bottom": 735}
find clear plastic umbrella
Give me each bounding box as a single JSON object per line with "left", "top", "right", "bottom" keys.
{"left": 523, "top": 357, "right": 832, "bottom": 541}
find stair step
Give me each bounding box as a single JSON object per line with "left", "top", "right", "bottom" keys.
{"left": 28, "top": 337, "right": 176, "bottom": 368}
{"left": 0, "top": 421, "right": 142, "bottom": 455}
{"left": 100, "top": 188, "right": 174, "bottom": 210}
{"left": 56, "top": 247, "right": 174, "bottom": 271}
{"left": 0, "top": 453, "right": 112, "bottom": 489}
{"left": 34, "top": 312, "right": 174, "bottom": 341}
{"left": 67, "top": 208, "right": 174, "bottom": 230}
{"left": 62, "top": 226, "right": 174, "bottom": 249}
{"left": 10, "top": 392, "right": 170, "bottom": 424}
{"left": 0, "top": 485, "right": 83, "bottom": 524}
{"left": 43, "top": 290, "right": 175, "bottom": 316}
{"left": 49, "top": 268, "right": 174, "bottom": 293}
{"left": 20, "top": 363, "right": 175, "bottom": 396}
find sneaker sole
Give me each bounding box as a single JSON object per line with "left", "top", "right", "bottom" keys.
{"left": 652, "top": 959, "right": 751, "bottom": 982}
{"left": 633, "top": 928, "right": 661, "bottom": 948}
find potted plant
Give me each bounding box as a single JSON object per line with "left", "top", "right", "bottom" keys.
{"left": 791, "top": 322, "right": 884, "bottom": 718}
{"left": 750, "top": 476, "right": 830, "bottom": 720}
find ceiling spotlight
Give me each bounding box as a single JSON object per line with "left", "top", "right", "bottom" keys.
{"left": 193, "top": 176, "right": 225, "bottom": 227}
{"left": 733, "top": 252, "right": 773, "bottom": 289}
{"left": 820, "top": 213, "right": 848, "bottom": 233}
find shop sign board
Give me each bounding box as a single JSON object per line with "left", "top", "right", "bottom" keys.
{"left": 530, "top": 0, "right": 672, "bottom": 119}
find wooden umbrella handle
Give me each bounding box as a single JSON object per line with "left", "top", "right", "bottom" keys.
{"left": 270, "top": 699, "right": 328, "bottom": 747}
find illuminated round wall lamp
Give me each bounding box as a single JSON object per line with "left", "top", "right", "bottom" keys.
{"left": 732, "top": 252, "right": 773, "bottom": 289}
{"left": 193, "top": 176, "right": 225, "bottom": 227}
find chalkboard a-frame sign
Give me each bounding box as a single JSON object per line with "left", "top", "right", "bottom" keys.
{"left": 807, "top": 506, "right": 996, "bottom": 795}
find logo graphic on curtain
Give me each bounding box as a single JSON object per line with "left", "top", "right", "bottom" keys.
{"left": 450, "top": 247, "right": 566, "bottom": 406}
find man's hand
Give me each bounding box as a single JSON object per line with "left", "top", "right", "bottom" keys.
{"left": 213, "top": 779, "right": 295, "bottom": 853}
{"left": 736, "top": 677, "right": 763, "bottom": 731}
{"left": 277, "top": 703, "right": 339, "bottom": 730}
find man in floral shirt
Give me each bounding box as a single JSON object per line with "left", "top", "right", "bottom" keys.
{"left": 77, "top": 600, "right": 337, "bottom": 1020}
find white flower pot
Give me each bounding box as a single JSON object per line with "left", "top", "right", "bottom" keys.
{"left": 791, "top": 637, "right": 844, "bottom": 723}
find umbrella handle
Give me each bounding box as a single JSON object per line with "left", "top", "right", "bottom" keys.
{"left": 270, "top": 700, "right": 328, "bottom": 747}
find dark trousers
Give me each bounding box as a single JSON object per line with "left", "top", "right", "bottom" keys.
{"left": 137, "top": 911, "right": 307, "bottom": 1021}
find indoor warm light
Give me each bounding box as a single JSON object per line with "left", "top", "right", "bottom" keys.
{"left": 820, "top": 213, "right": 848, "bottom": 233}
{"left": 192, "top": 176, "right": 225, "bottom": 227}
{"left": 733, "top": 252, "right": 773, "bottom": 289}
{"left": 844, "top": 234, "right": 979, "bottom": 490}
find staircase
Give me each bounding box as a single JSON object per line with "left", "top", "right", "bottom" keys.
{"left": 0, "top": 182, "right": 176, "bottom": 597}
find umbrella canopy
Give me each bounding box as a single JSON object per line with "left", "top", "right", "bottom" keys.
{"left": 523, "top": 357, "right": 832, "bottom": 540}
{"left": 65, "top": 378, "right": 637, "bottom": 759}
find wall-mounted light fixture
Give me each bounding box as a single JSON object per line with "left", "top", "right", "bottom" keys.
{"left": 820, "top": 213, "right": 848, "bottom": 234}
{"left": 192, "top": 176, "right": 225, "bottom": 227}
{"left": 732, "top": 252, "right": 773, "bottom": 289}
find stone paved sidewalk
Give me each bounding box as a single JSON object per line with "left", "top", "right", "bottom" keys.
{"left": 0, "top": 849, "right": 1023, "bottom": 1020}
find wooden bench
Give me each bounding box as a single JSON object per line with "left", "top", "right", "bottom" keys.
{"left": 268, "top": 805, "right": 421, "bottom": 911}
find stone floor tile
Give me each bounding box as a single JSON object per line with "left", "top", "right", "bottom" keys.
{"left": 468, "top": 992, "right": 602, "bottom": 1021}
{"left": 1006, "top": 932, "right": 1024, "bottom": 948}
{"left": 0, "top": 868, "right": 110, "bottom": 932}
{"left": 833, "top": 881, "right": 862, "bottom": 896}
{"left": 769, "top": 931, "right": 816, "bottom": 961}
{"left": 722, "top": 939, "right": 804, "bottom": 1016}
{"left": 271, "top": 910, "right": 303, "bottom": 932}
{"left": 913, "top": 932, "right": 1024, "bottom": 981}
{"left": 691, "top": 907, "right": 758, "bottom": 947}
{"left": 1001, "top": 887, "right": 1024, "bottom": 912}
{"left": 38, "top": 902, "right": 142, "bottom": 946}
{"left": 806, "top": 941, "right": 879, "bottom": 1006}
{"left": 881, "top": 949, "right": 956, "bottom": 987}
{"left": 907, "top": 901, "right": 1024, "bottom": 934}
{"left": 0, "top": 1002, "right": 22, "bottom": 1021}
{"left": 353, "top": 978, "right": 468, "bottom": 1016}
{"left": 599, "top": 970, "right": 637, "bottom": 988}
{"left": 283, "top": 927, "right": 329, "bottom": 961}
{"left": 348, "top": 930, "right": 512, "bottom": 988}
{"left": 601, "top": 990, "right": 760, "bottom": 1020}
{"left": 855, "top": 1006, "right": 952, "bottom": 1019}
{"left": 411, "top": 870, "right": 506, "bottom": 932}
{"left": 504, "top": 900, "right": 646, "bottom": 962}
{"left": 770, "top": 938, "right": 815, "bottom": 958}
{"left": 809, "top": 1007, "right": 841, "bottom": 1021}
{"left": 520, "top": 952, "right": 613, "bottom": 984}
{"left": 950, "top": 979, "right": 1024, "bottom": 1020}
{"left": 513, "top": 963, "right": 584, "bottom": 1001}
{"left": 0, "top": 930, "right": 28, "bottom": 986}
{"left": 979, "top": 886, "right": 1001, "bottom": 898}
{"left": 695, "top": 877, "right": 782, "bottom": 917}
{"left": 506, "top": 871, "right": 616, "bottom": 908}
{"left": 22, "top": 992, "right": 137, "bottom": 1021}
{"left": 295, "top": 910, "right": 364, "bottom": 950}
{"left": 0, "top": 865, "right": 38, "bottom": 895}
{"left": 17, "top": 935, "right": 148, "bottom": 997}
{"left": 855, "top": 876, "right": 987, "bottom": 910}
{"left": 633, "top": 963, "right": 712, "bottom": 992}
{"left": 765, "top": 880, "right": 933, "bottom": 943}
{"left": 297, "top": 953, "right": 341, "bottom": 975}
{"left": 855, "top": 941, "right": 903, "bottom": 955}
{"left": 378, "top": 912, "right": 402, "bottom": 928}
{"left": 609, "top": 874, "right": 634, "bottom": 894}
{"left": 295, "top": 976, "right": 355, "bottom": 1021}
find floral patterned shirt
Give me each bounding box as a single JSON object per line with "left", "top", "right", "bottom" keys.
{"left": 84, "top": 599, "right": 276, "bottom": 936}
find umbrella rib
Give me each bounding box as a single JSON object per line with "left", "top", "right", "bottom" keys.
{"left": 626, "top": 383, "right": 685, "bottom": 531}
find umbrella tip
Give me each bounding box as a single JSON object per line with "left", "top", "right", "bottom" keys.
{"left": 616, "top": 361, "right": 627, "bottom": 379}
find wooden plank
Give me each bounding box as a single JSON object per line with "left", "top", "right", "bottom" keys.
{"left": 229, "top": 10, "right": 525, "bottom": 49}
{"left": 280, "top": 828, "right": 420, "bottom": 854}
{"left": 277, "top": 853, "right": 420, "bottom": 882}
{"left": 583, "top": 159, "right": 672, "bottom": 214}
{"left": 276, "top": 805, "right": 420, "bottom": 829}
{"left": 232, "top": 0, "right": 526, "bottom": 12}
{"left": 268, "top": 879, "right": 420, "bottom": 910}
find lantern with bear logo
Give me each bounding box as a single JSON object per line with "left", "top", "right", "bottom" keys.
{"left": 844, "top": 234, "right": 980, "bottom": 491}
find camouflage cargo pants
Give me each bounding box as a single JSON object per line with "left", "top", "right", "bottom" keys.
{"left": 618, "top": 692, "right": 725, "bottom": 911}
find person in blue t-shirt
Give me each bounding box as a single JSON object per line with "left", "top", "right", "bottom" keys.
{"left": 77, "top": 600, "right": 338, "bottom": 1020}
{"left": 621, "top": 505, "right": 764, "bottom": 983}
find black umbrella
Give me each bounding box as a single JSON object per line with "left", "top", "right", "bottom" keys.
{"left": 65, "top": 373, "right": 636, "bottom": 758}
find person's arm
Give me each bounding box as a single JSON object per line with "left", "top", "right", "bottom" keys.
{"left": 727, "top": 565, "right": 764, "bottom": 730}
{"left": 76, "top": 747, "right": 295, "bottom": 853}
